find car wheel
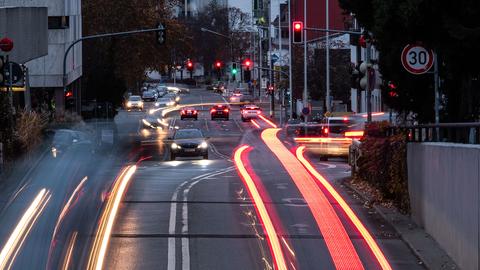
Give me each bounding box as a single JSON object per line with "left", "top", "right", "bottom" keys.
{"left": 170, "top": 153, "right": 176, "bottom": 160}
{"left": 241, "top": 117, "right": 246, "bottom": 122}
{"left": 211, "top": 117, "right": 215, "bottom": 121}
{"left": 195, "top": 117, "right": 198, "bottom": 121}
{"left": 319, "top": 156, "right": 328, "bottom": 161}
{"left": 181, "top": 117, "right": 184, "bottom": 120}
{"left": 225, "top": 117, "right": 229, "bottom": 121}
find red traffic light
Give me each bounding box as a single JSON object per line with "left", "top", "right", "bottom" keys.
{"left": 186, "top": 60, "right": 194, "bottom": 71}
{"left": 65, "top": 91, "right": 73, "bottom": 98}
{"left": 243, "top": 59, "right": 252, "bottom": 68}
{"left": 215, "top": 61, "right": 222, "bottom": 68}
{"left": 292, "top": 21, "right": 303, "bottom": 43}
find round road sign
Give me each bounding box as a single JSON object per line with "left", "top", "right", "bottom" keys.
{"left": 302, "top": 107, "right": 310, "bottom": 115}
{"left": 401, "top": 44, "right": 434, "bottom": 75}
{"left": 0, "top": 37, "right": 14, "bottom": 52}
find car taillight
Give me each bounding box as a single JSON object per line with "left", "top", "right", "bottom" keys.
{"left": 211, "top": 109, "right": 217, "bottom": 113}
{"left": 256, "top": 111, "right": 261, "bottom": 114}
{"left": 193, "top": 110, "right": 197, "bottom": 114}
{"left": 345, "top": 130, "right": 364, "bottom": 139}
{"left": 323, "top": 128, "right": 329, "bottom": 134}
{"left": 181, "top": 110, "right": 186, "bottom": 114}
{"left": 223, "top": 109, "right": 229, "bottom": 112}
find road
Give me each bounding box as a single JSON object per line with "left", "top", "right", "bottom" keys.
{"left": 0, "top": 87, "right": 424, "bottom": 270}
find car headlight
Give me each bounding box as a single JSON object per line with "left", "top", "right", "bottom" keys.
{"left": 198, "top": 141, "right": 208, "bottom": 149}
{"left": 167, "top": 101, "right": 175, "bottom": 106}
{"left": 175, "top": 97, "right": 180, "bottom": 102}
{"left": 139, "top": 101, "right": 144, "bottom": 106}
{"left": 171, "top": 143, "right": 181, "bottom": 149}
{"left": 155, "top": 102, "right": 160, "bottom": 106}
{"left": 127, "top": 102, "right": 132, "bottom": 107}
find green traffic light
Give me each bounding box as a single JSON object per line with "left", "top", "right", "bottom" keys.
{"left": 232, "top": 69, "right": 237, "bottom": 75}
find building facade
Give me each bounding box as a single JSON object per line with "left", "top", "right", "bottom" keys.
{"left": 25, "top": 0, "right": 82, "bottom": 113}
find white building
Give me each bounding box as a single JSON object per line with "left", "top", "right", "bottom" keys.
{"left": 25, "top": 0, "right": 82, "bottom": 112}
{"left": 175, "top": 0, "right": 228, "bottom": 17}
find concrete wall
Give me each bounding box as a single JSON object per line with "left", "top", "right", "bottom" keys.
{"left": 26, "top": 0, "right": 82, "bottom": 88}
{"left": 0, "top": 6, "right": 48, "bottom": 63}
{"left": 408, "top": 143, "right": 480, "bottom": 270}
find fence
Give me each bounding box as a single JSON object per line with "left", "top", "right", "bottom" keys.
{"left": 389, "top": 122, "right": 480, "bottom": 144}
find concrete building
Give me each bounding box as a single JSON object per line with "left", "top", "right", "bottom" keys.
{"left": 175, "top": 0, "right": 228, "bottom": 17}
{"left": 25, "top": 0, "right": 83, "bottom": 113}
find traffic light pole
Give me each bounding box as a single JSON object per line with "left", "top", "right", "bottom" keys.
{"left": 288, "top": 0, "right": 293, "bottom": 120}
{"left": 303, "top": 0, "right": 308, "bottom": 123}
{"left": 62, "top": 26, "right": 164, "bottom": 113}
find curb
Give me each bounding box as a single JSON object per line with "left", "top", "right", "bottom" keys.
{"left": 343, "top": 180, "right": 458, "bottom": 270}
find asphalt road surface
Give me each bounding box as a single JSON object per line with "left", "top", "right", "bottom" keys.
{"left": 0, "top": 86, "right": 424, "bottom": 270}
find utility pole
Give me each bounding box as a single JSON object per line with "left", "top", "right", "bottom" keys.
{"left": 288, "top": 0, "right": 293, "bottom": 119}
{"left": 269, "top": 2, "right": 274, "bottom": 117}
{"left": 259, "top": 29, "right": 263, "bottom": 99}
{"left": 278, "top": 1, "right": 283, "bottom": 121}
{"left": 303, "top": 0, "right": 308, "bottom": 122}
{"left": 325, "top": 0, "right": 331, "bottom": 112}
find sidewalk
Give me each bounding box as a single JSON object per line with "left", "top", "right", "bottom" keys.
{"left": 345, "top": 179, "right": 459, "bottom": 270}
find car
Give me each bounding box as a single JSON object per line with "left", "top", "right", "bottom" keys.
{"left": 229, "top": 93, "right": 242, "bottom": 103}
{"left": 210, "top": 104, "right": 230, "bottom": 120}
{"left": 125, "top": 95, "right": 144, "bottom": 111}
{"left": 169, "top": 128, "right": 209, "bottom": 160}
{"left": 155, "top": 97, "right": 176, "bottom": 107}
{"left": 180, "top": 107, "right": 198, "bottom": 120}
{"left": 293, "top": 116, "right": 356, "bottom": 161}
{"left": 166, "top": 86, "right": 181, "bottom": 94}
{"left": 51, "top": 129, "right": 93, "bottom": 157}
{"left": 164, "top": 93, "right": 180, "bottom": 104}
{"left": 240, "top": 104, "right": 262, "bottom": 121}
{"left": 142, "top": 90, "right": 157, "bottom": 102}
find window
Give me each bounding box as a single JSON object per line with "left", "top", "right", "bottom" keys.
{"left": 48, "top": 16, "right": 69, "bottom": 29}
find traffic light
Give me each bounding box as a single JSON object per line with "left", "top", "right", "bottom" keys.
{"left": 186, "top": 60, "right": 194, "bottom": 71}
{"left": 0, "top": 56, "right": 4, "bottom": 86}
{"left": 293, "top": 21, "right": 303, "bottom": 44}
{"left": 231, "top": 63, "right": 237, "bottom": 75}
{"left": 243, "top": 58, "right": 252, "bottom": 70}
{"left": 156, "top": 23, "right": 166, "bottom": 45}
{"left": 65, "top": 90, "right": 74, "bottom": 110}
{"left": 215, "top": 61, "right": 222, "bottom": 69}
{"left": 387, "top": 81, "right": 398, "bottom": 97}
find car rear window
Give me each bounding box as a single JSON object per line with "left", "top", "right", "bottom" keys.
{"left": 328, "top": 119, "right": 354, "bottom": 134}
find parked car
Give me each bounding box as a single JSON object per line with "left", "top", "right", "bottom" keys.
{"left": 169, "top": 128, "right": 209, "bottom": 160}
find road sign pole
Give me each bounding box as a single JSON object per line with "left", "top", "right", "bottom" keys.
{"left": 325, "top": 0, "right": 331, "bottom": 113}
{"left": 303, "top": 0, "right": 308, "bottom": 123}
{"left": 8, "top": 57, "right": 14, "bottom": 115}
{"left": 434, "top": 51, "right": 440, "bottom": 140}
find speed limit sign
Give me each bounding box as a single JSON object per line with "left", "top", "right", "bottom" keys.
{"left": 401, "top": 44, "right": 434, "bottom": 75}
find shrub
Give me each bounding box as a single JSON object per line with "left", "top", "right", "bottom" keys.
{"left": 355, "top": 121, "right": 410, "bottom": 212}
{"left": 15, "top": 110, "right": 49, "bottom": 154}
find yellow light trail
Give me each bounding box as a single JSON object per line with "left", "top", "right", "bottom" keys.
{"left": 87, "top": 165, "right": 137, "bottom": 270}
{"left": 0, "top": 188, "right": 51, "bottom": 270}
{"left": 296, "top": 146, "right": 392, "bottom": 270}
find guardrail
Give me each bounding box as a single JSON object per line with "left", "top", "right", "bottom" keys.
{"left": 388, "top": 122, "right": 480, "bottom": 144}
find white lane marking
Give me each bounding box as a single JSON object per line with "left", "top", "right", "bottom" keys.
{"left": 317, "top": 162, "right": 337, "bottom": 169}
{"left": 179, "top": 167, "right": 236, "bottom": 270}
{"left": 167, "top": 166, "right": 235, "bottom": 270}
{"left": 204, "top": 119, "right": 210, "bottom": 132}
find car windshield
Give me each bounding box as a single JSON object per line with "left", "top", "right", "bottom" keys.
{"left": 174, "top": 129, "right": 203, "bottom": 139}
{"left": 129, "top": 96, "right": 141, "bottom": 101}
{"left": 53, "top": 131, "right": 73, "bottom": 144}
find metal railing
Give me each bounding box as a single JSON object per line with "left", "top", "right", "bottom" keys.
{"left": 389, "top": 122, "right": 480, "bottom": 144}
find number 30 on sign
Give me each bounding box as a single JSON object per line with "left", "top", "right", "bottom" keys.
{"left": 401, "top": 44, "right": 434, "bottom": 75}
